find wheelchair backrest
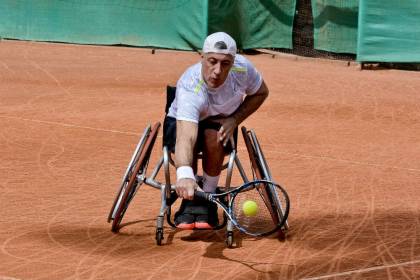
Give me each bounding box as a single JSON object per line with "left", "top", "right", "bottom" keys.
{"left": 165, "top": 85, "right": 176, "bottom": 114}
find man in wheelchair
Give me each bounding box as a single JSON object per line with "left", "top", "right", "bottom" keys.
{"left": 163, "top": 32, "right": 269, "bottom": 230}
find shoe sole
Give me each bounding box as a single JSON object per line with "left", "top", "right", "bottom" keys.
{"left": 194, "top": 222, "right": 213, "bottom": 229}
{"left": 176, "top": 223, "right": 195, "bottom": 230}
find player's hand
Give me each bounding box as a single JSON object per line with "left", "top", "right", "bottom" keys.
{"left": 217, "top": 117, "right": 237, "bottom": 147}
{"left": 176, "top": 178, "right": 200, "bottom": 200}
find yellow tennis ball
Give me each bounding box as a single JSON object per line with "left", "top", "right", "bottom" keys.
{"left": 242, "top": 200, "right": 258, "bottom": 217}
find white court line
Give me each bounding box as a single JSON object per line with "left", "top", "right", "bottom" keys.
{"left": 0, "top": 115, "right": 140, "bottom": 136}
{"left": 2, "top": 115, "right": 418, "bottom": 172}
{"left": 267, "top": 149, "right": 420, "bottom": 173}
{"left": 300, "top": 259, "right": 420, "bottom": 280}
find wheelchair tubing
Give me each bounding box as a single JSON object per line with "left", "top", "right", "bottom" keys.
{"left": 111, "top": 122, "right": 161, "bottom": 232}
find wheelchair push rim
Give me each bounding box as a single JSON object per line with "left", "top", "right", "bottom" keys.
{"left": 109, "top": 122, "right": 161, "bottom": 232}
{"left": 107, "top": 125, "right": 152, "bottom": 223}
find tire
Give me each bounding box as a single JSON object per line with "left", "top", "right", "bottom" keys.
{"left": 226, "top": 231, "right": 234, "bottom": 248}
{"left": 156, "top": 228, "right": 164, "bottom": 246}
{"left": 107, "top": 125, "right": 152, "bottom": 223}
{"left": 110, "top": 122, "right": 161, "bottom": 232}
{"left": 241, "top": 126, "right": 289, "bottom": 236}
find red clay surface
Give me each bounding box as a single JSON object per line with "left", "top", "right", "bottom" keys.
{"left": 1, "top": 40, "right": 420, "bottom": 280}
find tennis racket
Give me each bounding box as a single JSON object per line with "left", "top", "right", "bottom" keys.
{"left": 194, "top": 180, "right": 290, "bottom": 237}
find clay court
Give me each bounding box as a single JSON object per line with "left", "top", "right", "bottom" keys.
{"left": 1, "top": 40, "right": 420, "bottom": 279}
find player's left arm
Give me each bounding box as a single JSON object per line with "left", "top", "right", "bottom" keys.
{"left": 218, "top": 81, "right": 269, "bottom": 146}
{"left": 231, "top": 80, "right": 269, "bottom": 125}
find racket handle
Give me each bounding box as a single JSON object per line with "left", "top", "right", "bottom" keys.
{"left": 194, "top": 191, "right": 210, "bottom": 201}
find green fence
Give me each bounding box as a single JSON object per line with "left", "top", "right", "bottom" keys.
{"left": 1, "top": 0, "right": 420, "bottom": 63}
{"left": 312, "top": 0, "right": 358, "bottom": 54}
{"left": 357, "top": 0, "right": 420, "bottom": 62}
{"left": 0, "top": 0, "right": 296, "bottom": 51}
{"left": 208, "top": 0, "right": 296, "bottom": 50}
{"left": 0, "top": 0, "right": 206, "bottom": 50}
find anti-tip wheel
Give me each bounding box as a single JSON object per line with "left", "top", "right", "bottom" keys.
{"left": 156, "top": 228, "right": 164, "bottom": 246}
{"left": 226, "top": 232, "right": 234, "bottom": 248}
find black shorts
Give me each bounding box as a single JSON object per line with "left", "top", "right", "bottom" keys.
{"left": 163, "top": 116, "right": 238, "bottom": 154}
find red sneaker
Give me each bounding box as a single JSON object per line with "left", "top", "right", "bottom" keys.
{"left": 194, "top": 203, "right": 219, "bottom": 229}
{"left": 175, "top": 213, "right": 195, "bottom": 230}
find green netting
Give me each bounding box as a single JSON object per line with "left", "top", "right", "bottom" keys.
{"left": 0, "top": 0, "right": 206, "bottom": 50}
{"left": 311, "top": 0, "right": 358, "bottom": 54}
{"left": 357, "top": 0, "right": 420, "bottom": 63}
{"left": 208, "top": 0, "right": 296, "bottom": 49}
{"left": 0, "top": 0, "right": 296, "bottom": 51}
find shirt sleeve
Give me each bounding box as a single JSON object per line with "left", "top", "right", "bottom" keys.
{"left": 174, "top": 81, "right": 203, "bottom": 123}
{"left": 244, "top": 59, "right": 263, "bottom": 95}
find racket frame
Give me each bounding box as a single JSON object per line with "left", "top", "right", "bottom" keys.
{"left": 195, "top": 179, "right": 289, "bottom": 237}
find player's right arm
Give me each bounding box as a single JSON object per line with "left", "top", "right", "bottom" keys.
{"left": 175, "top": 120, "right": 199, "bottom": 200}
{"left": 172, "top": 65, "right": 205, "bottom": 200}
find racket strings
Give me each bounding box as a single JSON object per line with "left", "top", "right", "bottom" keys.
{"left": 232, "top": 184, "right": 278, "bottom": 235}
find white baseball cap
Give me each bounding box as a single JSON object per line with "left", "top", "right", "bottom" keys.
{"left": 202, "top": 32, "right": 237, "bottom": 57}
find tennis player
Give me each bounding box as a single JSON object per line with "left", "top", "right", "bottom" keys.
{"left": 163, "top": 32, "right": 269, "bottom": 229}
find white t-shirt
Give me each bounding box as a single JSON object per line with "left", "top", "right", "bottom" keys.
{"left": 167, "top": 54, "right": 263, "bottom": 123}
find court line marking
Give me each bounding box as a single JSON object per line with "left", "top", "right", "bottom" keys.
{"left": 2, "top": 115, "right": 418, "bottom": 172}
{"left": 3, "top": 115, "right": 420, "bottom": 278}
{"left": 265, "top": 149, "right": 420, "bottom": 173}
{"left": 300, "top": 259, "right": 420, "bottom": 280}
{"left": 0, "top": 115, "right": 140, "bottom": 136}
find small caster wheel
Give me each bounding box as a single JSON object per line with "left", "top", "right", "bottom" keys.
{"left": 277, "top": 229, "right": 286, "bottom": 241}
{"left": 156, "top": 228, "right": 164, "bottom": 245}
{"left": 226, "top": 232, "right": 234, "bottom": 248}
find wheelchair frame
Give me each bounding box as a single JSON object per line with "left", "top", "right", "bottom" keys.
{"left": 107, "top": 121, "right": 289, "bottom": 247}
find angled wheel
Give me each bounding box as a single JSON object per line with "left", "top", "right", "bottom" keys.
{"left": 108, "top": 122, "right": 161, "bottom": 232}
{"left": 241, "top": 126, "right": 289, "bottom": 238}
{"left": 107, "top": 125, "right": 151, "bottom": 223}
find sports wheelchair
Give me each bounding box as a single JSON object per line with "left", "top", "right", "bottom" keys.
{"left": 107, "top": 86, "right": 289, "bottom": 247}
